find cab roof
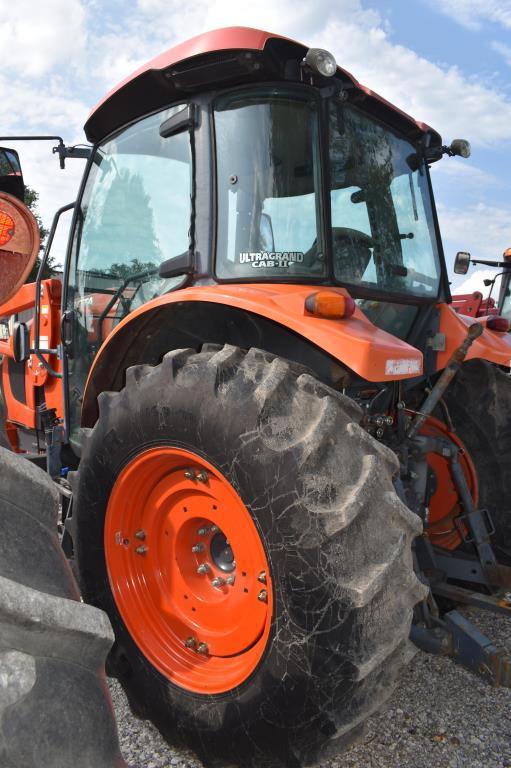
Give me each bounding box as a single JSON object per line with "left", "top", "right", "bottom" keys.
{"left": 85, "top": 26, "right": 441, "bottom": 147}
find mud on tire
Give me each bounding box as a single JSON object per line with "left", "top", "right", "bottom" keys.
{"left": 73, "top": 345, "right": 426, "bottom": 768}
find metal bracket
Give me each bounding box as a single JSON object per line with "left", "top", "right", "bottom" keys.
{"left": 455, "top": 507, "right": 496, "bottom": 543}
{"left": 411, "top": 609, "right": 511, "bottom": 687}
{"left": 433, "top": 581, "right": 511, "bottom": 617}
{"left": 444, "top": 610, "right": 511, "bottom": 687}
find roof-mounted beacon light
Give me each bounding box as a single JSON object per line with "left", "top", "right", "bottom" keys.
{"left": 303, "top": 48, "right": 337, "bottom": 77}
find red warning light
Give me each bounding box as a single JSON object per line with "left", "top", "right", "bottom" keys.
{"left": 0, "top": 210, "right": 15, "bottom": 247}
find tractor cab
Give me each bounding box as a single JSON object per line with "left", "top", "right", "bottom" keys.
{"left": 60, "top": 28, "right": 457, "bottom": 441}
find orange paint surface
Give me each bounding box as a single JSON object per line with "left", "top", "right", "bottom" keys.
{"left": 437, "top": 303, "right": 511, "bottom": 369}
{"left": 84, "top": 283, "right": 423, "bottom": 408}
{"left": 105, "top": 446, "right": 272, "bottom": 693}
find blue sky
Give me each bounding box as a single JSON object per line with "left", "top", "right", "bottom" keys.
{"left": 1, "top": 0, "right": 510, "bottom": 294}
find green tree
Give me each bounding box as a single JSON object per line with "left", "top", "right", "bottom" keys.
{"left": 24, "top": 187, "right": 57, "bottom": 282}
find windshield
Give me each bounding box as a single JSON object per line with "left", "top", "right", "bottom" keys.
{"left": 215, "top": 89, "right": 441, "bottom": 298}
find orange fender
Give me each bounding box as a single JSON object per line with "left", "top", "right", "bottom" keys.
{"left": 437, "top": 303, "right": 511, "bottom": 370}
{"left": 83, "top": 284, "right": 424, "bottom": 411}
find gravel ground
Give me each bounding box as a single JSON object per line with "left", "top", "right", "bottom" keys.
{"left": 110, "top": 607, "right": 511, "bottom": 768}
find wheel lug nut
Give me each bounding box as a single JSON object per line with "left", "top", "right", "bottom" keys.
{"left": 135, "top": 529, "right": 146, "bottom": 540}
{"left": 258, "top": 589, "right": 268, "bottom": 603}
{"left": 135, "top": 545, "right": 148, "bottom": 555}
{"left": 183, "top": 468, "right": 195, "bottom": 479}
{"left": 197, "top": 563, "right": 211, "bottom": 574}
{"left": 197, "top": 527, "right": 210, "bottom": 536}
{"left": 258, "top": 570, "right": 266, "bottom": 584}
{"left": 192, "top": 543, "right": 205, "bottom": 553}
{"left": 184, "top": 636, "right": 196, "bottom": 649}
{"left": 196, "top": 470, "right": 209, "bottom": 483}
{"left": 196, "top": 642, "right": 209, "bottom": 655}
{"left": 211, "top": 577, "right": 225, "bottom": 588}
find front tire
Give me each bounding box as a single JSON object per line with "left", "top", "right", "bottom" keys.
{"left": 73, "top": 345, "right": 425, "bottom": 768}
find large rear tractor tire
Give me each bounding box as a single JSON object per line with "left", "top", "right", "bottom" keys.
{"left": 73, "top": 345, "right": 426, "bottom": 768}
{"left": 442, "top": 359, "right": 511, "bottom": 560}
{"left": 0, "top": 446, "right": 127, "bottom": 768}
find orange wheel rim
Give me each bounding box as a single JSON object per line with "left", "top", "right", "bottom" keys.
{"left": 105, "top": 447, "right": 273, "bottom": 694}
{"left": 419, "top": 415, "right": 478, "bottom": 550}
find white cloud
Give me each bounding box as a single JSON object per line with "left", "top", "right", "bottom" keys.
{"left": 3, "top": 0, "right": 511, "bottom": 268}
{"left": 427, "top": 0, "right": 511, "bottom": 31}
{"left": 438, "top": 202, "right": 511, "bottom": 260}
{"left": 105, "top": 0, "right": 511, "bottom": 148}
{"left": 0, "top": 0, "right": 87, "bottom": 77}
{"left": 431, "top": 159, "right": 499, "bottom": 188}
{"left": 453, "top": 268, "right": 503, "bottom": 296}
{"left": 492, "top": 40, "right": 511, "bottom": 66}
{"left": 316, "top": 18, "right": 511, "bottom": 147}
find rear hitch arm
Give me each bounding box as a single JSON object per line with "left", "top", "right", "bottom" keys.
{"left": 407, "top": 322, "right": 483, "bottom": 440}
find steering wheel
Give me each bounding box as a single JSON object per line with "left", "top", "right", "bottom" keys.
{"left": 331, "top": 227, "right": 373, "bottom": 281}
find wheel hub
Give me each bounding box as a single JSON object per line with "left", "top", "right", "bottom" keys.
{"left": 210, "top": 531, "right": 235, "bottom": 572}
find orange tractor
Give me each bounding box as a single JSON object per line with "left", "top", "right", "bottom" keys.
{"left": 1, "top": 26, "right": 511, "bottom": 768}
{"left": 452, "top": 247, "right": 511, "bottom": 322}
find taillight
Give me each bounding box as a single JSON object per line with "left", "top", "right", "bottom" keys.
{"left": 305, "top": 291, "right": 356, "bottom": 319}
{"left": 486, "top": 316, "right": 510, "bottom": 332}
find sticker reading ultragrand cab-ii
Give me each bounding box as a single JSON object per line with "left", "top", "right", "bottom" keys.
{"left": 239, "top": 251, "right": 304, "bottom": 268}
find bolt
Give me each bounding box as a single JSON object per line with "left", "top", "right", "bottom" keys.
{"left": 258, "top": 589, "right": 268, "bottom": 603}
{"left": 258, "top": 571, "right": 267, "bottom": 584}
{"left": 184, "top": 469, "right": 195, "bottom": 479}
{"left": 210, "top": 525, "right": 220, "bottom": 533}
{"left": 212, "top": 577, "right": 225, "bottom": 588}
{"left": 396, "top": 401, "right": 405, "bottom": 410}
{"left": 385, "top": 416, "right": 394, "bottom": 426}
{"left": 197, "top": 527, "right": 210, "bottom": 536}
{"left": 184, "top": 636, "right": 196, "bottom": 649}
{"left": 197, "top": 563, "right": 211, "bottom": 574}
{"left": 375, "top": 427, "right": 385, "bottom": 439}
{"left": 229, "top": 174, "right": 238, "bottom": 185}
{"left": 135, "top": 545, "right": 148, "bottom": 555}
{"left": 192, "top": 543, "right": 205, "bottom": 553}
{"left": 226, "top": 575, "right": 236, "bottom": 585}
{"left": 135, "top": 529, "right": 146, "bottom": 540}
{"left": 196, "top": 470, "right": 209, "bottom": 483}
{"left": 196, "top": 642, "right": 209, "bottom": 655}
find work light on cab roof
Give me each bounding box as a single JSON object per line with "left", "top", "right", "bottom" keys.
{"left": 303, "top": 47, "right": 337, "bottom": 77}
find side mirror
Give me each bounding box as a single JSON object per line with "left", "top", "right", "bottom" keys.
{"left": 0, "top": 191, "right": 40, "bottom": 307}
{"left": 12, "top": 321, "right": 30, "bottom": 363}
{"left": 454, "top": 251, "right": 471, "bottom": 275}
